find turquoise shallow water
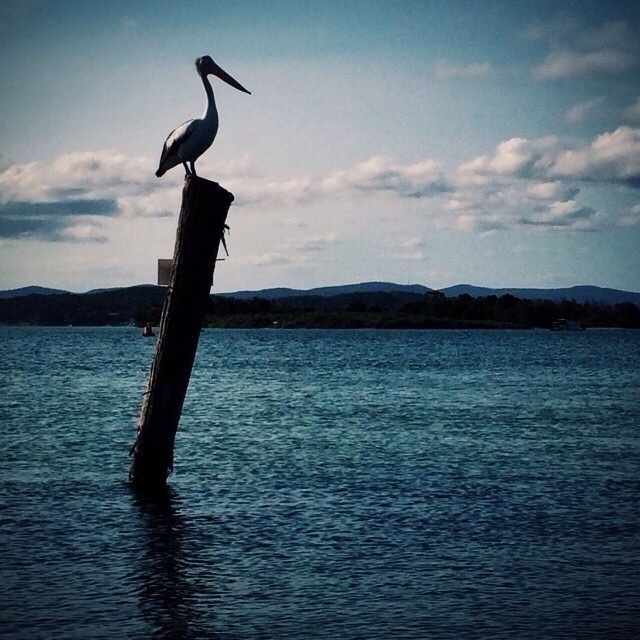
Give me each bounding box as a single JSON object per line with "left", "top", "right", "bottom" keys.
{"left": 1, "top": 327, "right": 639, "bottom": 638}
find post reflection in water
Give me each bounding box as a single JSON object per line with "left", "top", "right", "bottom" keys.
{"left": 130, "top": 486, "right": 219, "bottom": 640}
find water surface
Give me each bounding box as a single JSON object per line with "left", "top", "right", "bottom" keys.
{"left": 1, "top": 327, "right": 639, "bottom": 638}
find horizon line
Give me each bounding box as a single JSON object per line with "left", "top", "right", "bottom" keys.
{"left": 2, "top": 280, "right": 640, "bottom": 296}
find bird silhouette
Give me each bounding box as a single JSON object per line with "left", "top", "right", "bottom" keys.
{"left": 156, "top": 55, "right": 250, "bottom": 177}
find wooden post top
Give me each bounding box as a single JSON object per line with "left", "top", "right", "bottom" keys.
{"left": 183, "top": 175, "right": 235, "bottom": 205}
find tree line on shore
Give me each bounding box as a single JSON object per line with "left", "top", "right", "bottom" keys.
{"left": 1, "top": 286, "right": 638, "bottom": 328}
{"left": 197, "top": 290, "right": 640, "bottom": 329}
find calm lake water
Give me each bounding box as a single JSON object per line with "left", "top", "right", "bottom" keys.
{"left": 1, "top": 327, "right": 639, "bottom": 639}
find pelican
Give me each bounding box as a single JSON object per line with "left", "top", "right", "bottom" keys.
{"left": 155, "top": 55, "right": 250, "bottom": 178}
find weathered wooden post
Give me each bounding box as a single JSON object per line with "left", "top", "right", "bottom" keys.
{"left": 129, "top": 175, "right": 233, "bottom": 489}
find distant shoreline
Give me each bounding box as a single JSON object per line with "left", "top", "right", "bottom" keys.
{"left": 0, "top": 284, "right": 638, "bottom": 329}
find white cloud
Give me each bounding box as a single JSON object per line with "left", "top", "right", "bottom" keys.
{"left": 624, "top": 96, "right": 640, "bottom": 122}
{"left": 117, "top": 189, "right": 179, "bottom": 219}
{"left": 58, "top": 222, "right": 108, "bottom": 244}
{"left": 242, "top": 233, "right": 340, "bottom": 271}
{"left": 531, "top": 19, "right": 640, "bottom": 80}
{"left": 232, "top": 155, "right": 451, "bottom": 207}
{"left": 0, "top": 150, "right": 160, "bottom": 203}
{"left": 451, "top": 127, "right": 640, "bottom": 231}
{"left": 564, "top": 97, "right": 604, "bottom": 124}
{"left": 461, "top": 127, "right": 640, "bottom": 187}
{"left": 288, "top": 233, "right": 339, "bottom": 253}
{"left": 2, "top": 130, "right": 638, "bottom": 246}
{"left": 535, "top": 49, "right": 637, "bottom": 80}
{"left": 459, "top": 136, "right": 558, "bottom": 179}
{"left": 393, "top": 237, "right": 428, "bottom": 261}
{"left": 552, "top": 127, "right": 640, "bottom": 184}
{"left": 519, "top": 200, "right": 596, "bottom": 229}
{"left": 320, "top": 156, "right": 449, "bottom": 198}
{"left": 0, "top": 198, "right": 118, "bottom": 241}
{"left": 443, "top": 177, "right": 598, "bottom": 232}
{"left": 247, "top": 252, "right": 292, "bottom": 267}
{"left": 0, "top": 150, "right": 262, "bottom": 242}
{"left": 0, "top": 151, "right": 178, "bottom": 242}
{"left": 619, "top": 203, "right": 640, "bottom": 226}
{"left": 526, "top": 181, "right": 579, "bottom": 201}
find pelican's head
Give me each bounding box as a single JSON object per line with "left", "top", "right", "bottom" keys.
{"left": 196, "top": 55, "right": 251, "bottom": 94}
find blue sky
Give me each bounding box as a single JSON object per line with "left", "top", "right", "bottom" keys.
{"left": 1, "top": 0, "right": 639, "bottom": 292}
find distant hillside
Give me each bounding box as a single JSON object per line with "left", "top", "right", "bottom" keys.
{"left": 215, "top": 281, "right": 640, "bottom": 306}
{"left": 0, "top": 282, "right": 638, "bottom": 328}
{"left": 2, "top": 281, "right": 638, "bottom": 305}
{"left": 207, "top": 287, "right": 639, "bottom": 329}
{"left": 215, "top": 289, "right": 426, "bottom": 313}
{"left": 220, "top": 281, "right": 430, "bottom": 300}
{"left": 440, "top": 284, "right": 640, "bottom": 306}
{"left": 0, "top": 286, "right": 68, "bottom": 299}
{"left": 0, "top": 285, "right": 165, "bottom": 326}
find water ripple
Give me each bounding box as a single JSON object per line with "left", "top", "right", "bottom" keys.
{"left": 1, "top": 327, "right": 639, "bottom": 638}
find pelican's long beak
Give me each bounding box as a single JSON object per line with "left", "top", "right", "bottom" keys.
{"left": 212, "top": 63, "right": 251, "bottom": 94}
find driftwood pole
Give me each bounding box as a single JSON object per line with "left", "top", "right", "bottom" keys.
{"left": 129, "top": 176, "right": 234, "bottom": 490}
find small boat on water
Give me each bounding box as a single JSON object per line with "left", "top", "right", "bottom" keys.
{"left": 550, "top": 318, "right": 585, "bottom": 331}
{"left": 142, "top": 323, "right": 155, "bottom": 337}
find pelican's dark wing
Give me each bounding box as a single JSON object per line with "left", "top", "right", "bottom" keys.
{"left": 155, "top": 119, "right": 197, "bottom": 177}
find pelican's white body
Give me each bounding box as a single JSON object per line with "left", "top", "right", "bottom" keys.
{"left": 169, "top": 114, "right": 218, "bottom": 165}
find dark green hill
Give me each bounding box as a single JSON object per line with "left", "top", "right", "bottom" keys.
{"left": 0, "top": 285, "right": 165, "bottom": 326}
{"left": 441, "top": 284, "right": 640, "bottom": 306}
{"left": 1, "top": 284, "right": 638, "bottom": 328}
{"left": 219, "top": 281, "right": 430, "bottom": 300}
{"left": 0, "top": 286, "right": 68, "bottom": 299}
